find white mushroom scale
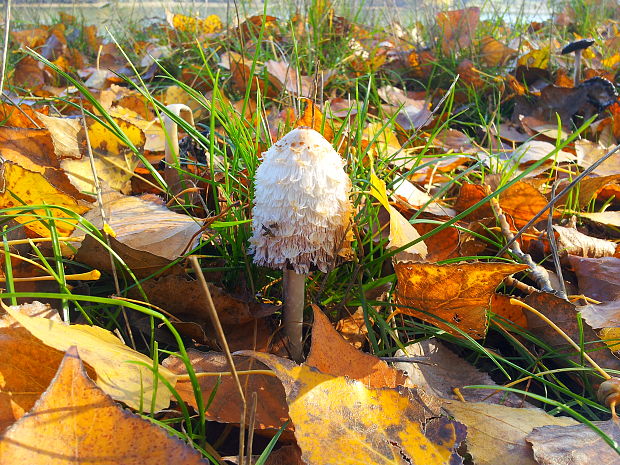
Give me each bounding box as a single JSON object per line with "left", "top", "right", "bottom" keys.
{"left": 250, "top": 127, "right": 352, "bottom": 361}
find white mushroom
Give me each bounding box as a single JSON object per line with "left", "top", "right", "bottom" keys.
{"left": 163, "top": 103, "right": 195, "bottom": 195}
{"left": 250, "top": 127, "right": 352, "bottom": 362}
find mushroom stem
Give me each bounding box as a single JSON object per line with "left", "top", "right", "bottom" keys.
{"left": 283, "top": 269, "right": 307, "bottom": 363}
{"left": 163, "top": 104, "right": 195, "bottom": 198}
{"left": 573, "top": 50, "right": 582, "bottom": 86}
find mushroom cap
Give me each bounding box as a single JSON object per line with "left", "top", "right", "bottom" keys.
{"left": 249, "top": 127, "right": 352, "bottom": 274}
{"left": 561, "top": 38, "right": 595, "bottom": 54}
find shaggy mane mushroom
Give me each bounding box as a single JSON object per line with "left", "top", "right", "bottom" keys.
{"left": 250, "top": 127, "right": 352, "bottom": 362}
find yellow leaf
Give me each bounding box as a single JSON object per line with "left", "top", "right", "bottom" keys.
{"left": 241, "top": 351, "right": 466, "bottom": 465}
{"left": 0, "top": 161, "right": 90, "bottom": 237}
{"left": 517, "top": 48, "right": 549, "bottom": 68}
{"left": 369, "top": 173, "right": 428, "bottom": 260}
{"left": 0, "top": 347, "right": 207, "bottom": 465}
{"left": 4, "top": 306, "right": 177, "bottom": 412}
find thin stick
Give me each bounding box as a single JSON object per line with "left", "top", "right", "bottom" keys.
{"left": 490, "top": 193, "right": 554, "bottom": 293}
{"left": 509, "top": 298, "right": 611, "bottom": 380}
{"left": 546, "top": 182, "right": 567, "bottom": 299}
{"left": 189, "top": 256, "right": 247, "bottom": 465}
{"left": 79, "top": 101, "right": 136, "bottom": 350}
{"left": 0, "top": 0, "right": 11, "bottom": 96}
{"left": 245, "top": 392, "right": 258, "bottom": 465}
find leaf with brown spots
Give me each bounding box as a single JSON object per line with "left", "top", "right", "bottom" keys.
{"left": 307, "top": 305, "right": 408, "bottom": 388}
{"left": 395, "top": 261, "right": 527, "bottom": 338}
{"left": 239, "top": 351, "right": 466, "bottom": 465}
{"left": 0, "top": 347, "right": 208, "bottom": 465}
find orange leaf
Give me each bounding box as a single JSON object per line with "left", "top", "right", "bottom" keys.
{"left": 295, "top": 99, "right": 334, "bottom": 142}
{"left": 307, "top": 305, "right": 408, "bottom": 388}
{"left": 395, "top": 261, "right": 527, "bottom": 338}
{"left": 0, "top": 347, "right": 208, "bottom": 465}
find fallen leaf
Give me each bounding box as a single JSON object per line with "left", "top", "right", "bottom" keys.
{"left": 369, "top": 173, "right": 428, "bottom": 261}
{"left": 443, "top": 400, "right": 578, "bottom": 465}
{"left": 295, "top": 99, "right": 334, "bottom": 142}
{"left": 4, "top": 306, "right": 177, "bottom": 411}
{"left": 523, "top": 292, "right": 620, "bottom": 372}
{"left": 240, "top": 351, "right": 466, "bottom": 465}
{"left": 396, "top": 338, "right": 524, "bottom": 406}
{"left": 479, "top": 36, "right": 516, "bottom": 67}
{"left": 579, "top": 211, "right": 620, "bottom": 227}
{"left": 377, "top": 86, "right": 432, "bottom": 130}
{"left": 526, "top": 419, "right": 620, "bottom": 465}
{"left": 552, "top": 225, "right": 617, "bottom": 258}
{"left": 307, "top": 305, "right": 408, "bottom": 388}
{"left": 395, "top": 261, "right": 527, "bottom": 338}
{"left": 0, "top": 303, "right": 69, "bottom": 433}
{"left": 163, "top": 350, "right": 289, "bottom": 430}
{"left": 334, "top": 306, "right": 368, "bottom": 349}
{"left": 73, "top": 191, "right": 202, "bottom": 261}
{"left": 0, "top": 160, "right": 92, "bottom": 236}
{"left": 454, "top": 181, "right": 550, "bottom": 228}
{"left": 0, "top": 347, "right": 207, "bottom": 465}
{"left": 436, "top": 7, "right": 480, "bottom": 55}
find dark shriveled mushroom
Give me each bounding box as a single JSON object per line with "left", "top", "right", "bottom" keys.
{"left": 250, "top": 127, "right": 352, "bottom": 362}
{"left": 561, "top": 38, "right": 595, "bottom": 86}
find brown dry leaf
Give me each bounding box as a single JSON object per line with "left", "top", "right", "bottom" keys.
{"left": 163, "top": 350, "right": 289, "bottom": 430}
{"left": 0, "top": 303, "right": 68, "bottom": 433}
{"left": 12, "top": 56, "right": 49, "bottom": 90}
{"left": 574, "top": 140, "right": 619, "bottom": 177}
{"left": 75, "top": 234, "right": 182, "bottom": 279}
{"left": 265, "top": 60, "right": 314, "bottom": 97}
{"left": 369, "top": 173, "right": 428, "bottom": 261}
{"left": 526, "top": 419, "right": 620, "bottom": 464}
{"left": 394, "top": 261, "right": 527, "bottom": 338}
{"left": 568, "top": 256, "right": 620, "bottom": 337}
{"left": 307, "top": 305, "right": 407, "bottom": 388}
{"left": 443, "top": 401, "right": 578, "bottom": 465}
{"left": 559, "top": 175, "right": 620, "bottom": 209}
{"left": 580, "top": 211, "right": 620, "bottom": 227}
{"left": 553, "top": 225, "right": 617, "bottom": 258}
{"left": 436, "top": 7, "right": 480, "bottom": 55}
{"left": 241, "top": 351, "right": 466, "bottom": 465}
{"left": 72, "top": 191, "right": 202, "bottom": 261}
{"left": 410, "top": 220, "right": 460, "bottom": 262}
{"left": 0, "top": 347, "right": 207, "bottom": 465}
{"left": 334, "top": 307, "right": 368, "bottom": 349}
{"left": 295, "top": 99, "right": 334, "bottom": 142}
{"left": 4, "top": 306, "right": 177, "bottom": 412}
{"left": 396, "top": 338, "right": 524, "bottom": 406}
{"left": 523, "top": 292, "right": 620, "bottom": 371}
{"left": 377, "top": 86, "right": 432, "bottom": 130}
{"left": 479, "top": 36, "right": 516, "bottom": 67}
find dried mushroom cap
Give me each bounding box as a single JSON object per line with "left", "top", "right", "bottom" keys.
{"left": 250, "top": 127, "right": 352, "bottom": 274}
{"left": 561, "top": 38, "right": 595, "bottom": 54}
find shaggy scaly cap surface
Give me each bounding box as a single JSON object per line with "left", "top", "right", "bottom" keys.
{"left": 250, "top": 127, "right": 352, "bottom": 274}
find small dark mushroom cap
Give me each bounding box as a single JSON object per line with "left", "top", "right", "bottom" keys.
{"left": 561, "top": 38, "right": 595, "bottom": 54}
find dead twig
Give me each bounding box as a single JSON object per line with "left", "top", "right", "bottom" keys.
{"left": 489, "top": 192, "right": 554, "bottom": 293}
